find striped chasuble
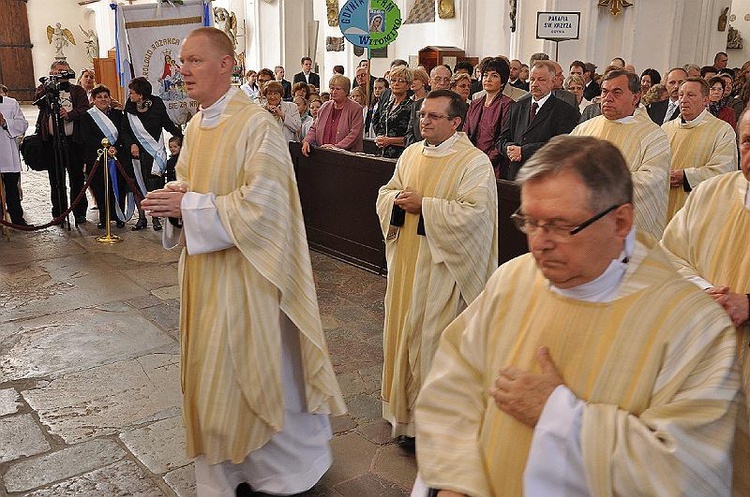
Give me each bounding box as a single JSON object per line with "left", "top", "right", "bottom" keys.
{"left": 376, "top": 132, "right": 498, "bottom": 436}
{"left": 176, "top": 91, "right": 345, "bottom": 464}
{"left": 662, "top": 110, "right": 737, "bottom": 222}
{"left": 661, "top": 170, "right": 750, "bottom": 495}
{"left": 416, "top": 234, "right": 738, "bottom": 497}
{"left": 571, "top": 109, "right": 671, "bottom": 241}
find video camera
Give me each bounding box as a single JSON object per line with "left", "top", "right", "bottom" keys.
{"left": 38, "top": 69, "right": 76, "bottom": 94}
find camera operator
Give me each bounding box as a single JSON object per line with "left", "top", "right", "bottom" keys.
{"left": 34, "top": 60, "right": 90, "bottom": 225}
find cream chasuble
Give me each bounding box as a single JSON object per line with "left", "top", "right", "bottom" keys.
{"left": 662, "top": 110, "right": 737, "bottom": 221}
{"left": 175, "top": 90, "right": 345, "bottom": 465}
{"left": 571, "top": 109, "right": 671, "bottom": 241}
{"left": 416, "top": 234, "right": 737, "bottom": 497}
{"left": 376, "top": 132, "right": 498, "bottom": 436}
{"left": 660, "top": 170, "right": 750, "bottom": 495}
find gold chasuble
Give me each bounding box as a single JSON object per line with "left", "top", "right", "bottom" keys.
{"left": 416, "top": 234, "right": 738, "bottom": 497}
{"left": 662, "top": 110, "right": 737, "bottom": 221}
{"left": 176, "top": 91, "right": 345, "bottom": 464}
{"left": 376, "top": 132, "right": 498, "bottom": 436}
{"left": 571, "top": 109, "right": 670, "bottom": 241}
{"left": 661, "top": 171, "right": 750, "bottom": 495}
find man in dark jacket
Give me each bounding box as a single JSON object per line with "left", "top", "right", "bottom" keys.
{"left": 496, "top": 61, "right": 579, "bottom": 180}
{"left": 34, "top": 60, "right": 90, "bottom": 224}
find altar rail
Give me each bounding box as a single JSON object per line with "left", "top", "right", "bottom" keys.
{"left": 289, "top": 142, "right": 528, "bottom": 274}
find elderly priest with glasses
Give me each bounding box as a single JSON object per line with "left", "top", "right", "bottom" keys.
{"left": 411, "top": 135, "right": 738, "bottom": 497}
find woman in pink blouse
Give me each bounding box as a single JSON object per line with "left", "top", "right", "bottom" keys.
{"left": 301, "top": 75, "right": 364, "bottom": 155}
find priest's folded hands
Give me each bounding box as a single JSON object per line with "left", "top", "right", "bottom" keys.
{"left": 142, "top": 181, "right": 189, "bottom": 218}
{"left": 393, "top": 186, "right": 422, "bottom": 214}
{"left": 489, "top": 346, "right": 565, "bottom": 427}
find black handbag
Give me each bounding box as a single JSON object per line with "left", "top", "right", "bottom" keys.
{"left": 20, "top": 134, "right": 47, "bottom": 171}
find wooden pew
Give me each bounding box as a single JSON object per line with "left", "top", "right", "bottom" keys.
{"left": 289, "top": 142, "right": 395, "bottom": 274}
{"left": 288, "top": 143, "right": 529, "bottom": 274}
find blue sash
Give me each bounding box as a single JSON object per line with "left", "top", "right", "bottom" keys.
{"left": 127, "top": 112, "right": 167, "bottom": 173}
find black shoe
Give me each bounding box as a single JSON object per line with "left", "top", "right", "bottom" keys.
{"left": 97, "top": 221, "right": 106, "bottom": 229}
{"left": 116, "top": 221, "right": 125, "bottom": 228}
{"left": 152, "top": 218, "right": 162, "bottom": 231}
{"left": 396, "top": 435, "right": 416, "bottom": 454}
{"left": 75, "top": 215, "right": 87, "bottom": 225}
{"left": 132, "top": 218, "right": 147, "bottom": 231}
{"left": 235, "top": 483, "right": 277, "bottom": 496}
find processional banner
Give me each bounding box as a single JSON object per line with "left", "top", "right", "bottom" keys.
{"left": 114, "top": 0, "right": 211, "bottom": 124}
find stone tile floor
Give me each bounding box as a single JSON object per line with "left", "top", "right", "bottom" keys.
{"left": 0, "top": 107, "right": 415, "bottom": 496}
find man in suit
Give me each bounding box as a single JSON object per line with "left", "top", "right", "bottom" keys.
{"left": 582, "top": 62, "right": 600, "bottom": 101}
{"left": 508, "top": 59, "right": 528, "bottom": 91}
{"left": 550, "top": 61, "right": 579, "bottom": 115}
{"left": 496, "top": 60, "right": 579, "bottom": 180}
{"left": 293, "top": 57, "right": 320, "bottom": 88}
{"left": 274, "top": 65, "right": 292, "bottom": 101}
{"left": 404, "top": 65, "right": 453, "bottom": 146}
{"left": 714, "top": 51, "right": 728, "bottom": 70}
{"left": 353, "top": 59, "right": 376, "bottom": 92}
{"left": 647, "top": 67, "right": 687, "bottom": 125}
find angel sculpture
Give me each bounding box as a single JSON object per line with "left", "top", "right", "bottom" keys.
{"left": 47, "top": 23, "right": 76, "bottom": 59}
{"left": 213, "top": 7, "right": 238, "bottom": 49}
{"left": 598, "top": 0, "right": 634, "bottom": 16}
{"left": 79, "top": 25, "right": 99, "bottom": 62}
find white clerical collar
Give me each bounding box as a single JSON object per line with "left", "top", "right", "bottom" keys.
{"left": 612, "top": 110, "right": 637, "bottom": 124}
{"left": 533, "top": 93, "right": 552, "bottom": 108}
{"left": 199, "top": 87, "right": 236, "bottom": 128}
{"left": 551, "top": 227, "right": 636, "bottom": 303}
{"left": 679, "top": 108, "right": 707, "bottom": 127}
{"left": 422, "top": 132, "right": 460, "bottom": 156}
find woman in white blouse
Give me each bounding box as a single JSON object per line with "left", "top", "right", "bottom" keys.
{"left": 261, "top": 81, "right": 301, "bottom": 142}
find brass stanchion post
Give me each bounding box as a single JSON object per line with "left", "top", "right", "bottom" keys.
{"left": 96, "top": 138, "right": 122, "bottom": 244}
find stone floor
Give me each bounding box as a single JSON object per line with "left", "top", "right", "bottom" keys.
{"left": 0, "top": 107, "right": 415, "bottom": 496}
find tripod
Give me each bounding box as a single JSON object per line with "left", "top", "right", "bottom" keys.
{"left": 50, "top": 94, "right": 72, "bottom": 228}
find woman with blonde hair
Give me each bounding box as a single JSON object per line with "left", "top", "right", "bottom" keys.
{"left": 450, "top": 73, "right": 472, "bottom": 104}
{"left": 564, "top": 74, "right": 590, "bottom": 114}
{"left": 411, "top": 68, "right": 429, "bottom": 101}
{"left": 78, "top": 68, "right": 96, "bottom": 103}
{"left": 373, "top": 65, "right": 413, "bottom": 158}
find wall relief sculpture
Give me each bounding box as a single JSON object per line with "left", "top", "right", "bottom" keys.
{"left": 437, "top": 0, "right": 455, "bottom": 19}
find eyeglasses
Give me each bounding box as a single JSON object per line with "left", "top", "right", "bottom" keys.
{"left": 709, "top": 86, "right": 724, "bottom": 92}
{"left": 389, "top": 78, "right": 407, "bottom": 84}
{"left": 418, "top": 112, "right": 452, "bottom": 121}
{"left": 511, "top": 204, "right": 622, "bottom": 240}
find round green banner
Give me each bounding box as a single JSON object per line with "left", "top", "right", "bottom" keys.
{"left": 339, "top": 0, "right": 402, "bottom": 49}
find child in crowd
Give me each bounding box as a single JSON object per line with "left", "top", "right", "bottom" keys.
{"left": 309, "top": 97, "right": 323, "bottom": 121}
{"left": 165, "top": 135, "right": 183, "bottom": 228}
{"left": 166, "top": 136, "right": 182, "bottom": 183}
{"left": 296, "top": 96, "right": 313, "bottom": 140}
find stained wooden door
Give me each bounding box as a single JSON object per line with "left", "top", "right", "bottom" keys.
{"left": 0, "top": 0, "right": 35, "bottom": 101}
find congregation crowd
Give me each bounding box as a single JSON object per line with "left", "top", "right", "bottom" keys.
{"left": 3, "top": 26, "right": 750, "bottom": 496}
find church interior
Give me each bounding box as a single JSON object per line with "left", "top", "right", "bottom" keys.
{"left": 1, "top": 0, "right": 749, "bottom": 496}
